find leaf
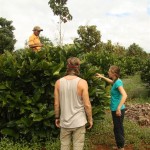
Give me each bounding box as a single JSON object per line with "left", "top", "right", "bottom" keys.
{"left": 1, "top": 128, "right": 19, "bottom": 138}
{"left": 46, "top": 110, "right": 54, "bottom": 118}
{"left": 43, "top": 120, "right": 51, "bottom": 127}
{"left": 52, "top": 62, "right": 64, "bottom": 76}
{"left": 29, "top": 113, "right": 43, "bottom": 122}
{"left": 16, "top": 117, "right": 33, "bottom": 127}
{"left": 6, "top": 121, "right": 16, "bottom": 127}
{"left": 0, "top": 84, "right": 6, "bottom": 89}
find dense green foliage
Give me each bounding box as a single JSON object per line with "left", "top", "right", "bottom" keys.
{"left": 0, "top": 17, "right": 16, "bottom": 53}
{"left": 0, "top": 46, "right": 109, "bottom": 140}
{"left": 74, "top": 25, "right": 101, "bottom": 52}
{"left": 40, "top": 36, "right": 54, "bottom": 47}
{"left": 141, "top": 59, "right": 150, "bottom": 88}
{"left": 0, "top": 48, "right": 64, "bottom": 139}
{"left": 0, "top": 42, "right": 149, "bottom": 141}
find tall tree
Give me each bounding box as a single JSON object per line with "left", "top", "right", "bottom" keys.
{"left": 102, "top": 40, "right": 114, "bottom": 53}
{"left": 48, "top": 0, "right": 72, "bottom": 46}
{"left": 74, "top": 25, "right": 101, "bottom": 52}
{"left": 0, "top": 17, "right": 16, "bottom": 53}
{"left": 126, "top": 43, "right": 147, "bottom": 58}
{"left": 40, "top": 36, "right": 54, "bottom": 47}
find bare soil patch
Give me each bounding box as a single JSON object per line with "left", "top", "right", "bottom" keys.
{"left": 125, "top": 103, "right": 150, "bottom": 126}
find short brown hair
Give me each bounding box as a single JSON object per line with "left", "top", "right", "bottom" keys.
{"left": 66, "top": 57, "right": 80, "bottom": 76}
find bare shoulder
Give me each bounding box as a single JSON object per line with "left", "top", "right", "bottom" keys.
{"left": 78, "top": 78, "right": 88, "bottom": 87}
{"left": 55, "top": 79, "right": 60, "bottom": 89}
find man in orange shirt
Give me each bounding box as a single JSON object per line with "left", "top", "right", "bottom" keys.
{"left": 28, "top": 26, "right": 43, "bottom": 52}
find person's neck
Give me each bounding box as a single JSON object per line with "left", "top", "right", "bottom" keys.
{"left": 113, "top": 77, "right": 118, "bottom": 82}
{"left": 67, "top": 74, "right": 76, "bottom": 76}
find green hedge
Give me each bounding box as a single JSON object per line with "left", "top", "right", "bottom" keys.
{"left": 141, "top": 59, "right": 150, "bottom": 88}
{"left": 0, "top": 47, "right": 109, "bottom": 140}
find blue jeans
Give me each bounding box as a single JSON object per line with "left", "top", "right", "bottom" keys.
{"left": 111, "top": 109, "right": 125, "bottom": 148}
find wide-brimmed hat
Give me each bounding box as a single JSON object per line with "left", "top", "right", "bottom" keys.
{"left": 33, "top": 26, "right": 43, "bottom": 31}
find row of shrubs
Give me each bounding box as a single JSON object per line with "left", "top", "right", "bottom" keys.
{"left": 0, "top": 45, "right": 149, "bottom": 141}
{"left": 0, "top": 46, "right": 109, "bottom": 140}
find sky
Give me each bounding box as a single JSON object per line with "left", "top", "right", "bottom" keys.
{"left": 0, "top": 0, "right": 150, "bottom": 53}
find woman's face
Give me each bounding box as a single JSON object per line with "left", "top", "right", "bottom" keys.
{"left": 108, "top": 69, "right": 114, "bottom": 78}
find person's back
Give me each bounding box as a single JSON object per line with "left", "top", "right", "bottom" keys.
{"left": 54, "top": 57, "right": 93, "bottom": 150}
{"left": 59, "top": 76, "right": 87, "bottom": 128}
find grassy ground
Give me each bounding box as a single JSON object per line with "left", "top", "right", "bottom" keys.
{"left": 0, "top": 74, "right": 150, "bottom": 150}
{"left": 85, "top": 111, "right": 150, "bottom": 150}
{"left": 123, "top": 73, "right": 150, "bottom": 100}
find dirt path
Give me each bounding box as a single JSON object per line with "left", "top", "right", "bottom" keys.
{"left": 95, "top": 144, "right": 133, "bottom": 150}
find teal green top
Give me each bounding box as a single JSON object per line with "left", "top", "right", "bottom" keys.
{"left": 110, "top": 79, "right": 125, "bottom": 111}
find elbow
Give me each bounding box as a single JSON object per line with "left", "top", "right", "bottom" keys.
{"left": 84, "top": 104, "right": 92, "bottom": 110}
{"left": 124, "top": 94, "right": 128, "bottom": 101}
{"left": 125, "top": 93, "right": 128, "bottom": 99}
{"left": 54, "top": 102, "right": 59, "bottom": 108}
{"left": 54, "top": 103, "right": 59, "bottom": 107}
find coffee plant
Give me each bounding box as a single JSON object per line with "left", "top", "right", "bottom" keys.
{"left": 0, "top": 46, "right": 109, "bottom": 140}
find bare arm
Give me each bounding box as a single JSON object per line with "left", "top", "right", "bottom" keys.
{"left": 95, "top": 73, "right": 113, "bottom": 84}
{"left": 81, "top": 80, "right": 93, "bottom": 129}
{"left": 116, "top": 86, "right": 127, "bottom": 116}
{"left": 54, "top": 80, "right": 60, "bottom": 128}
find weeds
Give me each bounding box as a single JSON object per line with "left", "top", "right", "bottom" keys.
{"left": 86, "top": 112, "right": 150, "bottom": 150}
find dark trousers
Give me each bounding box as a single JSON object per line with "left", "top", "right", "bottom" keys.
{"left": 111, "top": 109, "right": 125, "bottom": 148}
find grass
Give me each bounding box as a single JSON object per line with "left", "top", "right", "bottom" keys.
{"left": 0, "top": 137, "right": 60, "bottom": 150}
{"left": 123, "top": 73, "right": 150, "bottom": 100}
{"left": 86, "top": 112, "right": 150, "bottom": 150}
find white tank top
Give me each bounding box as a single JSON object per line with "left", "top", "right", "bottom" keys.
{"left": 59, "top": 77, "right": 87, "bottom": 128}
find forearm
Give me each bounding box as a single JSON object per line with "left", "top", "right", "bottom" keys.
{"left": 29, "top": 43, "right": 42, "bottom": 48}
{"left": 117, "top": 86, "right": 127, "bottom": 110}
{"left": 54, "top": 104, "right": 60, "bottom": 128}
{"left": 117, "top": 96, "right": 127, "bottom": 110}
{"left": 54, "top": 105, "right": 60, "bottom": 118}
{"left": 101, "top": 76, "right": 113, "bottom": 84}
{"left": 96, "top": 73, "right": 113, "bottom": 84}
{"left": 84, "top": 104, "right": 93, "bottom": 122}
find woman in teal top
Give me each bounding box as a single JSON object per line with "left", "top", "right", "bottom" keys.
{"left": 96, "top": 65, "right": 127, "bottom": 150}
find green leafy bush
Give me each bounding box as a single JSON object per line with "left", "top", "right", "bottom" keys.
{"left": 0, "top": 47, "right": 109, "bottom": 140}
{"left": 141, "top": 59, "right": 150, "bottom": 88}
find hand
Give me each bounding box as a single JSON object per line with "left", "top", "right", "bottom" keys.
{"left": 55, "top": 119, "right": 60, "bottom": 128}
{"left": 95, "top": 73, "right": 104, "bottom": 79}
{"left": 87, "top": 120, "right": 93, "bottom": 130}
{"left": 116, "top": 109, "right": 121, "bottom": 116}
{"left": 39, "top": 43, "right": 43, "bottom": 47}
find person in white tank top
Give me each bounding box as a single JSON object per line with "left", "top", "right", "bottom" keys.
{"left": 54, "top": 57, "right": 93, "bottom": 150}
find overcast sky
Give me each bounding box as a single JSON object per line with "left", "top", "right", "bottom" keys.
{"left": 1, "top": 0, "right": 150, "bottom": 53}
